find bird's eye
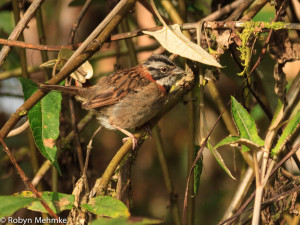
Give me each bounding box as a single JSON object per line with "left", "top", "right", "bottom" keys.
{"left": 160, "top": 67, "right": 168, "bottom": 73}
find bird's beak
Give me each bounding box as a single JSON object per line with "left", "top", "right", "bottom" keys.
{"left": 173, "top": 67, "right": 186, "bottom": 76}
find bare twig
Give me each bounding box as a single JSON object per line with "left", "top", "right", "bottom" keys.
{"left": 1, "top": 21, "right": 299, "bottom": 53}
{"left": 63, "top": 0, "right": 135, "bottom": 70}
{"left": 241, "top": 0, "right": 268, "bottom": 21}
{"left": 0, "top": 137, "right": 62, "bottom": 224}
{"left": 31, "top": 160, "right": 52, "bottom": 187}
{"left": 153, "top": 125, "right": 181, "bottom": 225}
{"left": 12, "top": 0, "right": 29, "bottom": 79}
{"left": 68, "top": 97, "right": 85, "bottom": 173}
{"left": 85, "top": 126, "right": 102, "bottom": 175}
{"left": 0, "top": 38, "right": 79, "bottom": 51}
{"left": 226, "top": 0, "right": 253, "bottom": 21}
{"left": 0, "top": 0, "right": 45, "bottom": 68}
{"left": 203, "top": 0, "right": 245, "bottom": 21}
{"left": 36, "top": 6, "right": 49, "bottom": 80}
{"left": 69, "top": 0, "right": 92, "bottom": 45}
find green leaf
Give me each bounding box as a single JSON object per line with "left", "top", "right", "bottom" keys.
{"left": 207, "top": 142, "right": 236, "bottom": 180}
{"left": 215, "top": 136, "right": 240, "bottom": 149}
{"left": 215, "top": 136, "right": 261, "bottom": 151}
{"left": 271, "top": 110, "right": 300, "bottom": 157}
{"left": 19, "top": 77, "right": 62, "bottom": 173}
{"left": 15, "top": 191, "right": 74, "bottom": 214}
{"left": 90, "top": 217, "right": 162, "bottom": 225}
{"left": 231, "top": 96, "right": 264, "bottom": 149}
{"left": 0, "top": 196, "right": 37, "bottom": 217}
{"left": 81, "top": 196, "right": 130, "bottom": 218}
{"left": 194, "top": 145, "right": 202, "bottom": 194}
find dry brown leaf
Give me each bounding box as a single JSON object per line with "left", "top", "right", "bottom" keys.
{"left": 70, "top": 60, "right": 93, "bottom": 84}
{"left": 143, "top": 24, "right": 222, "bottom": 68}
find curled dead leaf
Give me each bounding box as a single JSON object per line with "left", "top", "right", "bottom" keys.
{"left": 143, "top": 24, "right": 222, "bottom": 67}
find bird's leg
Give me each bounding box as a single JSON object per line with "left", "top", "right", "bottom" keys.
{"left": 114, "top": 125, "right": 138, "bottom": 149}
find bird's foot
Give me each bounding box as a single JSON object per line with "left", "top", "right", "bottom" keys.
{"left": 114, "top": 125, "right": 138, "bottom": 149}
{"left": 122, "top": 135, "right": 138, "bottom": 149}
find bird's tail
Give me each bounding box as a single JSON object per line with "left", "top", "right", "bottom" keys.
{"left": 39, "top": 84, "right": 81, "bottom": 96}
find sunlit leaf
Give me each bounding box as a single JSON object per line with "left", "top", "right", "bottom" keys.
{"left": 81, "top": 196, "right": 130, "bottom": 218}
{"left": 216, "top": 136, "right": 262, "bottom": 151}
{"left": 269, "top": 99, "right": 284, "bottom": 130}
{"left": 231, "top": 96, "right": 264, "bottom": 150}
{"left": 143, "top": 24, "right": 222, "bottom": 67}
{"left": 15, "top": 191, "right": 74, "bottom": 214}
{"left": 215, "top": 136, "right": 240, "bottom": 149}
{"left": 271, "top": 110, "right": 300, "bottom": 157}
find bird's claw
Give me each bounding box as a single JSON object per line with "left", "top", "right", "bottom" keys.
{"left": 122, "top": 136, "right": 138, "bottom": 149}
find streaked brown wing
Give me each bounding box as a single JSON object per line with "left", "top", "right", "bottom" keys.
{"left": 82, "top": 66, "right": 151, "bottom": 109}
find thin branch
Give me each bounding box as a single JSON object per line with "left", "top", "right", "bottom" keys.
{"left": 63, "top": 0, "right": 135, "bottom": 71}
{"left": 203, "top": 0, "right": 245, "bottom": 21}
{"left": 31, "top": 160, "right": 52, "bottom": 187}
{"left": 0, "top": 0, "right": 45, "bottom": 68}
{"left": 68, "top": 96, "right": 85, "bottom": 173}
{"left": 0, "top": 92, "right": 24, "bottom": 98}
{"left": 226, "top": 0, "right": 254, "bottom": 21}
{"left": 0, "top": 43, "right": 159, "bottom": 81}
{"left": 85, "top": 126, "right": 102, "bottom": 176}
{"left": 241, "top": 0, "right": 268, "bottom": 21}
{"left": 153, "top": 125, "right": 181, "bottom": 225}
{"left": 69, "top": 0, "right": 92, "bottom": 45}
{"left": 36, "top": 6, "right": 49, "bottom": 80}
{"left": 67, "top": 4, "right": 86, "bottom": 173}
{"left": 12, "top": 0, "right": 29, "bottom": 79}
{"left": 0, "top": 38, "right": 79, "bottom": 51}
{"left": 0, "top": 65, "right": 40, "bottom": 80}
{"left": 0, "top": 137, "right": 62, "bottom": 224}
{"left": 1, "top": 22, "right": 299, "bottom": 52}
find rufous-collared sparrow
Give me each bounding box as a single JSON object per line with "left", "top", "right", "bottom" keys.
{"left": 40, "top": 55, "right": 185, "bottom": 148}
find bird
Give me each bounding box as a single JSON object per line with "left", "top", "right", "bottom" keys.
{"left": 40, "top": 55, "right": 185, "bottom": 148}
